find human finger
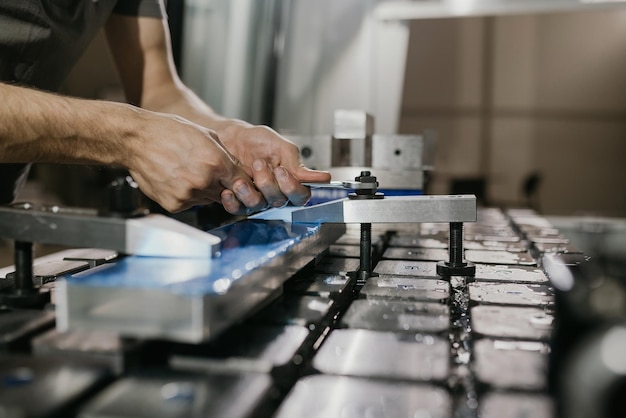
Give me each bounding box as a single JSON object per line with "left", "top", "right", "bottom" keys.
{"left": 273, "top": 166, "right": 311, "bottom": 206}
{"left": 220, "top": 176, "right": 268, "bottom": 215}
{"left": 251, "top": 159, "right": 288, "bottom": 208}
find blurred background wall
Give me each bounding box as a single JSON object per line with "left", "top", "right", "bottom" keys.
{"left": 399, "top": 11, "right": 626, "bottom": 217}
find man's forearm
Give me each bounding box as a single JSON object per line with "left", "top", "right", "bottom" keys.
{"left": 0, "top": 82, "right": 139, "bottom": 167}
{"left": 140, "top": 80, "right": 234, "bottom": 130}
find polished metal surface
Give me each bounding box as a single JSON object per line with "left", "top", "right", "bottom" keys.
{"left": 472, "top": 305, "right": 554, "bottom": 340}
{"left": 469, "top": 282, "right": 554, "bottom": 306}
{"left": 374, "top": 259, "right": 439, "bottom": 277}
{"left": 474, "top": 339, "right": 550, "bottom": 390}
{"left": 284, "top": 273, "right": 352, "bottom": 299}
{"left": 252, "top": 295, "right": 335, "bottom": 329}
{"left": 0, "top": 205, "right": 221, "bottom": 258}
{"left": 341, "top": 299, "right": 450, "bottom": 333}
{"left": 474, "top": 264, "right": 549, "bottom": 283}
{"left": 479, "top": 392, "right": 555, "bottom": 418}
{"left": 254, "top": 194, "right": 477, "bottom": 224}
{"left": 313, "top": 328, "right": 449, "bottom": 381}
{"left": 274, "top": 374, "right": 452, "bottom": 418}
{"left": 0, "top": 354, "right": 112, "bottom": 417}
{"left": 361, "top": 276, "right": 450, "bottom": 302}
{"left": 466, "top": 249, "right": 536, "bottom": 266}
{"left": 32, "top": 329, "right": 142, "bottom": 375}
{"left": 79, "top": 370, "right": 273, "bottom": 418}
{"left": 169, "top": 325, "right": 310, "bottom": 375}
{"left": 57, "top": 221, "right": 345, "bottom": 343}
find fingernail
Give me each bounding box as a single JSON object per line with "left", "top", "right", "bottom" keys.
{"left": 252, "top": 159, "right": 264, "bottom": 171}
{"left": 274, "top": 167, "right": 287, "bottom": 180}
{"left": 222, "top": 192, "right": 235, "bottom": 204}
{"left": 235, "top": 182, "right": 251, "bottom": 197}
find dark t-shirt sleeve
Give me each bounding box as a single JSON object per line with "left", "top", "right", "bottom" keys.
{"left": 112, "top": 0, "right": 164, "bottom": 18}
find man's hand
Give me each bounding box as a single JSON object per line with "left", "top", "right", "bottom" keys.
{"left": 126, "top": 113, "right": 270, "bottom": 214}
{"left": 213, "top": 121, "right": 331, "bottom": 215}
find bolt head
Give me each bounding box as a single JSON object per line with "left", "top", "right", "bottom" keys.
{"left": 437, "top": 261, "right": 476, "bottom": 277}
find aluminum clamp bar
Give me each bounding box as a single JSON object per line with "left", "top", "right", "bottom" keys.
{"left": 253, "top": 194, "right": 477, "bottom": 224}
{"left": 0, "top": 204, "right": 220, "bottom": 258}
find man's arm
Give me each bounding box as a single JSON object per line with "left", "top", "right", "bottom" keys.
{"left": 0, "top": 81, "right": 267, "bottom": 213}
{"left": 0, "top": 82, "right": 131, "bottom": 166}
{"left": 104, "top": 12, "right": 330, "bottom": 214}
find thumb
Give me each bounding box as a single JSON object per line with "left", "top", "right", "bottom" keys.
{"left": 292, "top": 166, "right": 331, "bottom": 183}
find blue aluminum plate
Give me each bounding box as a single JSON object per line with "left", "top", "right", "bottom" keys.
{"left": 63, "top": 220, "right": 323, "bottom": 297}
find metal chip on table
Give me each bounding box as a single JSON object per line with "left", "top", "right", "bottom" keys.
{"left": 465, "top": 250, "right": 536, "bottom": 266}
{"left": 340, "top": 299, "right": 449, "bottom": 333}
{"left": 78, "top": 370, "right": 273, "bottom": 418}
{"left": 478, "top": 391, "right": 555, "bottom": 418}
{"left": 274, "top": 374, "right": 452, "bottom": 418}
{"left": 474, "top": 339, "right": 549, "bottom": 390}
{"left": 469, "top": 282, "right": 554, "bottom": 306}
{"left": 474, "top": 265, "right": 548, "bottom": 283}
{"left": 361, "top": 276, "right": 449, "bottom": 302}
{"left": 284, "top": 273, "right": 351, "bottom": 300}
{"left": 472, "top": 306, "right": 554, "bottom": 340}
{"left": 383, "top": 248, "right": 449, "bottom": 262}
{"left": 315, "top": 257, "right": 360, "bottom": 275}
{"left": 313, "top": 329, "right": 449, "bottom": 381}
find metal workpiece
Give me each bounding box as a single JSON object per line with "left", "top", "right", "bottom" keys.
{"left": 254, "top": 194, "right": 477, "bottom": 224}
{"left": 0, "top": 204, "right": 221, "bottom": 258}
{"left": 332, "top": 110, "right": 374, "bottom": 167}
{"left": 56, "top": 221, "right": 345, "bottom": 343}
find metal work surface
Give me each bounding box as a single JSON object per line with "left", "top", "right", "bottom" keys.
{"left": 2, "top": 206, "right": 622, "bottom": 417}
